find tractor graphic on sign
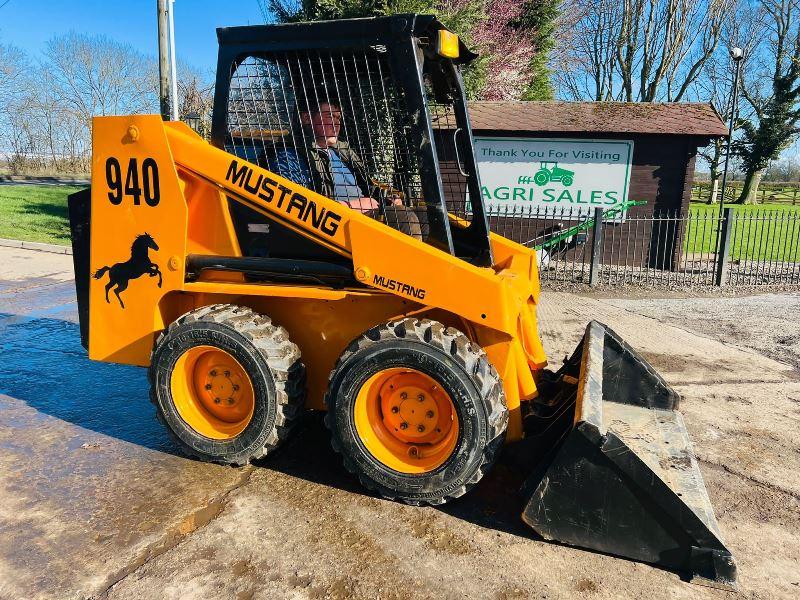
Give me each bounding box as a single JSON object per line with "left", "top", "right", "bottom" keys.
{"left": 533, "top": 161, "right": 574, "bottom": 187}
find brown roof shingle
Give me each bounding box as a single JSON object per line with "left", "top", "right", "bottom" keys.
{"left": 466, "top": 101, "right": 728, "bottom": 137}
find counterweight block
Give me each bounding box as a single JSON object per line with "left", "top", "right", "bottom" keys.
{"left": 522, "top": 321, "right": 737, "bottom": 590}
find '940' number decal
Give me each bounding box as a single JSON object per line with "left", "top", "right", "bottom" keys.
{"left": 106, "top": 157, "right": 160, "bottom": 206}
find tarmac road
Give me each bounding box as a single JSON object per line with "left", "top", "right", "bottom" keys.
{"left": 0, "top": 246, "right": 798, "bottom": 599}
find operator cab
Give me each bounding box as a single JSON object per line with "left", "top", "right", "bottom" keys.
{"left": 210, "top": 14, "right": 493, "bottom": 267}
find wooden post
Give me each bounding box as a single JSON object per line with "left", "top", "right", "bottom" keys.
{"left": 157, "top": 0, "right": 170, "bottom": 121}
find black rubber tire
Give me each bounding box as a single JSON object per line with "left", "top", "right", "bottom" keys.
{"left": 324, "top": 318, "right": 508, "bottom": 505}
{"left": 149, "top": 304, "right": 305, "bottom": 466}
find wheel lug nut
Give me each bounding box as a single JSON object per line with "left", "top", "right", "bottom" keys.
{"left": 426, "top": 410, "right": 434, "bottom": 418}
{"left": 224, "top": 370, "right": 230, "bottom": 377}
{"left": 400, "top": 392, "right": 408, "bottom": 400}
{"left": 400, "top": 422, "right": 409, "bottom": 430}
{"left": 214, "top": 397, "right": 221, "bottom": 404}
{"left": 417, "top": 394, "right": 425, "bottom": 402}
{"left": 205, "top": 384, "right": 212, "bottom": 390}
{"left": 417, "top": 424, "right": 425, "bottom": 432}
{"left": 391, "top": 406, "right": 399, "bottom": 414}
{"left": 233, "top": 384, "right": 240, "bottom": 391}
{"left": 210, "top": 370, "right": 217, "bottom": 377}
{"left": 227, "top": 398, "right": 235, "bottom": 405}
{"left": 409, "top": 446, "right": 418, "bottom": 456}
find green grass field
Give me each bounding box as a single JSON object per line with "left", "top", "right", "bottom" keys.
{"left": 1, "top": 184, "right": 797, "bottom": 263}
{"left": 685, "top": 201, "right": 800, "bottom": 261}
{"left": 0, "top": 184, "right": 82, "bottom": 245}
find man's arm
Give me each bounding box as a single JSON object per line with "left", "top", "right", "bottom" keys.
{"left": 336, "top": 143, "right": 403, "bottom": 208}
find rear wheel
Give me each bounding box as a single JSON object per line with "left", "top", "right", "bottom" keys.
{"left": 325, "top": 318, "right": 507, "bottom": 505}
{"left": 150, "top": 304, "right": 305, "bottom": 465}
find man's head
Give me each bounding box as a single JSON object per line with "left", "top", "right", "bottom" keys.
{"left": 300, "top": 101, "right": 342, "bottom": 147}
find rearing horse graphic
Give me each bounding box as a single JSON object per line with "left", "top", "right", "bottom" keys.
{"left": 93, "top": 233, "right": 162, "bottom": 308}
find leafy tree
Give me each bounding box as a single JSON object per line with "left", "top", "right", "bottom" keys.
{"left": 512, "top": 0, "right": 559, "bottom": 100}
{"left": 258, "top": 0, "right": 557, "bottom": 100}
{"left": 733, "top": 0, "right": 800, "bottom": 203}
{"left": 692, "top": 0, "right": 758, "bottom": 203}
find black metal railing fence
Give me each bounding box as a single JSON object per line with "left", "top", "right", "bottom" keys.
{"left": 486, "top": 205, "right": 800, "bottom": 287}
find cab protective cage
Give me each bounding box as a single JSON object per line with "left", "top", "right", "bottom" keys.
{"left": 209, "top": 14, "right": 493, "bottom": 266}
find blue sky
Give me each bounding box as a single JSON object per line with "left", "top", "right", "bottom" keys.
{"left": 2, "top": 1, "right": 796, "bottom": 166}
{"left": 0, "top": 0, "right": 265, "bottom": 75}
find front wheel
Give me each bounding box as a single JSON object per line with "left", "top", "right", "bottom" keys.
{"left": 534, "top": 170, "right": 550, "bottom": 186}
{"left": 324, "top": 318, "right": 508, "bottom": 505}
{"left": 149, "top": 304, "right": 305, "bottom": 465}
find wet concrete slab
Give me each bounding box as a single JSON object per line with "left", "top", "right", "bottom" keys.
{"left": 2, "top": 248, "right": 799, "bottom": 599}
{"left": 106, "top": 293, "right": 800, "bottom": 600}
{"left": 0, "top": 257, "right": 247, "bottom": 599}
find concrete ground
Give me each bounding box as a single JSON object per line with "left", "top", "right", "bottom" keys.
{"left": 1, "top": 246, "right": 798, "bottom": 600}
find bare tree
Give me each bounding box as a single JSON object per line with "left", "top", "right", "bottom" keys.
{"left": 1, "top": 33, "right": 214, "bottom": 175}
{"left": 43, "top": 33, "right": 158, "bottom": 128}
{"left": 0, "top": 43, "right": 27, "bottom": 107}
{"left": 557, "top": 0, "right": 733, "bottom": 102}
{"left": 0, "top": 42, "right": 30, "bottom": 170}
{"left": 2, "top": 34, "right": 160, "bottom": 174}
{"left": 692, "top": 0, "right": 761, "bottom": 203}
{"left": 177, "top": 63, "right": 215, "bottom": 138}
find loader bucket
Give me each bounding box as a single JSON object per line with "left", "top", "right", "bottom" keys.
{"left": 522, "top": 321, "right": 737, "bottom": 590}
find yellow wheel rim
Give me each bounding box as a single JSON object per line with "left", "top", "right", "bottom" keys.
{"left": 170, "top": 345, "right": 255, "bottom": 440}
{"left": 354, "top": 368, "right": 459, "bottom": 474}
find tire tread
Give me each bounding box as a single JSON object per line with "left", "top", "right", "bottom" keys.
{"left": 149, "top": 303, "right": 305, "bottom": 465}
{"left": 324, "top": 317, "right": 507, "bottom": 506}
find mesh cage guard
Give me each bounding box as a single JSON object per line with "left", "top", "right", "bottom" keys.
{"left": 209, "top": 14, "right": 492, "bottom": 267}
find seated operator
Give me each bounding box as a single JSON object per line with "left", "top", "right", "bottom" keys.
{"left": 267, "top": 94, "right": 422, "bottom": 238}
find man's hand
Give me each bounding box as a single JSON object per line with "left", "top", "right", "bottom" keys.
{"left": 343, "top": 197, "right": 380, "bottom": 212}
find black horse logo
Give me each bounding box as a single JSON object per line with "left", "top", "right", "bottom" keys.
{"left": 93, "top": 233, "right": 162, "bottom": 308}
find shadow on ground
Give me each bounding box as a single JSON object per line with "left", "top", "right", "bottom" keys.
{"left": 1, "top": 312, "right": 537, "bottom": 540}
{"left": 0, "top": 312, "right": 176, "bottom": 453}
{"left": 265, "top": 412, "right": 536, "bottom": 539}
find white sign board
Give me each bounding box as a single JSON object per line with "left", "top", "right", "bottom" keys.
{"left": 474, "top": 137, "right": 634, "bottom": 219}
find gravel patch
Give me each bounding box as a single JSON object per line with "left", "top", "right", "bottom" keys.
{"left": 598, "top": 292, "right": 800, "bottom": 371}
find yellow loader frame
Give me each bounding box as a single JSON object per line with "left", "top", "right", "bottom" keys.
{"left": 87, "top": 115, "right": 547, "bottom": 442}
{"left": 69, "top": 15, "right": 737, "bottom": 586}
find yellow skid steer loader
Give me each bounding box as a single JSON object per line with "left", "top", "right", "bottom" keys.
{"left": 68, "top": 15, "right": 736, "bottom": 588}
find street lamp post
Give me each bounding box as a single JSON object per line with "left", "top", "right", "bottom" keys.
{"left": 714, "top": 47, "right": 744, "bottom": 286}
{"left": 718, "top": 47, "right": 744, "bottom": 217}
{"left": 156, "top": 0, "right": 179, "bottom": 121}
{"left": 157, "top": 0, "right": 169, "bottom": 121}
{"left": 168, "top": 0, "right": 179, "bottom": 121}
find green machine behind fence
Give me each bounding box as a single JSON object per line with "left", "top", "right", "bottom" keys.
{"left": 532, "top": 200, "right": 646, "bottom": 266}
